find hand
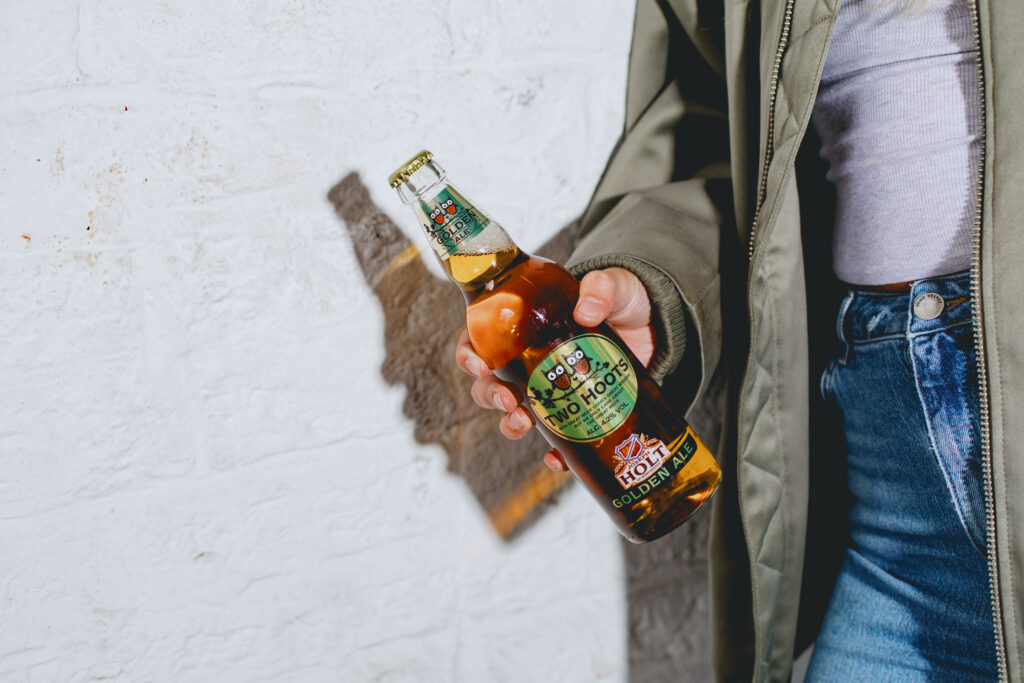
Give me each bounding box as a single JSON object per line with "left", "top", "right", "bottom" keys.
{"left": 455, "top": 267, "right": 655, "bottom": 472}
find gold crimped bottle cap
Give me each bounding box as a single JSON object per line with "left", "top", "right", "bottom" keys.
{"left": 388, "top": 150, "right": 434, "bottom": 188}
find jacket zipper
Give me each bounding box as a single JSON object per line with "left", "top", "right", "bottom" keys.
{"left": 965, "top": 0, "right": 1007, "bottom": 678}
{"left": 747, "top": 0, "right": 794, "bottom": 260}
{"left": 742, "top": 2, "right": 795, "bottom": 678}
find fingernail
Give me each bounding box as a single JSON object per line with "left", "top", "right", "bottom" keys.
{"left": 492, "top": 392, "right": 505, "bottom": 411}
{"left": 469, "top": 358, "right": 485, "bottom": 376}
{"left": 509, "top": 411, "right": 527, "bottom": 431}
{"left": 576, "top": 296, "right": 603, "bottom": 322}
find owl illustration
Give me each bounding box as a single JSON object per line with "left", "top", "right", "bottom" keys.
{"left": 546, "top": 362, "right": 571, "bottom": 390}
{"left": 429, "top": 206, "right": 446, "bottom": 225}
{"left": 562, "top": 347, "right": 590, "bottom": 375}
{"left": 442, "top": 198, "right": 457, "bottom": 215}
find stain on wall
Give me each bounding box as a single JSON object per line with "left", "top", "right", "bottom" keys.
{"left": 331, "top": 173, "right": 714, "bottom": 681}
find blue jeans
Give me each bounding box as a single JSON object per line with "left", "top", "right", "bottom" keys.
{"left": 806, "top": 271, "right": 998, "bottom": 681}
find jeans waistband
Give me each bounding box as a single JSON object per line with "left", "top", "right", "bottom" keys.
{"left": 839, "top": 270, "right": 974, "bottom": 343}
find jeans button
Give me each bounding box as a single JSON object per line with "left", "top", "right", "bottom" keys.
{"left": 913, "top": 292, "right": 944, "bottom": 320}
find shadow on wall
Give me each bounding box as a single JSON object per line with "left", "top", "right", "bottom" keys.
{"left": 329, "top": 173, "right": 712, "bottom": 681}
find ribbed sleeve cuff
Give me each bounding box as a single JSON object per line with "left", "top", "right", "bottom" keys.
{"left": 568, "top": 255, "right": 688, "bottom": 383}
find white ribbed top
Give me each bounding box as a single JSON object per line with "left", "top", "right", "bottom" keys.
{"left": 810, "top": 0, "right": 981, "bottom": 286}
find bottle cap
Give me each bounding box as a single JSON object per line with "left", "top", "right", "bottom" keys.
{"left": 388, "top": 150, "right": 434, "bottom": 188}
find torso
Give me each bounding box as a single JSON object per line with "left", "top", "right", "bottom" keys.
{"left": 810, "top": 0, "right": 981, "bottom": 286}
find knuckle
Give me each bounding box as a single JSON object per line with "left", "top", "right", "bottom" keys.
{"left": 584, "top": 269, "right": 611, "bottom": 295}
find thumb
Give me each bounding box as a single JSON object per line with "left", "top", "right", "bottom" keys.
{"left": 574, "top": 267, "right": 651, "bottom": 330}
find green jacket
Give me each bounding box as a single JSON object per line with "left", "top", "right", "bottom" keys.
{"left": 566, "top": 0, "right": 1022, "bottom": 680}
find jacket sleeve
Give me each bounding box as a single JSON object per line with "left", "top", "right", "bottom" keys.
{"left": 567, "top": 0, "right": 730, "bottom": 405}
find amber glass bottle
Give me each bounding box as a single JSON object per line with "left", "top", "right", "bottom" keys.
{"left": 389, "top": 150, "right": 721, "bottom": 542}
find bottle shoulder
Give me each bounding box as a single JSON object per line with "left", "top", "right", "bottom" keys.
{"left": 464, "top": 254, "right": 581, "bottom": 370}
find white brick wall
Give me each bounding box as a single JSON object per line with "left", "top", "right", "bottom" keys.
{"left": 0, "top": 1, "right": 636, "bottom": 680}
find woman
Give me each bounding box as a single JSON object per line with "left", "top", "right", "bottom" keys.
{"left": 456, "top": 0, "right": 1020, "bottom": 679}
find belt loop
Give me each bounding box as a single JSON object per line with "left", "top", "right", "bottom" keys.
{"left": 907, "top": 280, "right": 920, "bottom": 336}
{"left": 837, "top": 291, "right": 854, "bottom": 365}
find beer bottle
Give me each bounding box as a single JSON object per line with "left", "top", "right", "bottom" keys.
{"left": 388, "top": 150, "right": 721, "bottom": 542}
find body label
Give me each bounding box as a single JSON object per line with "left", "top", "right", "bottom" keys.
{"left": 526, "top": 334, "right": 638, "bottom": 443}
{"left": 611, "top": 431, "right": 699, "bottom": 509}
{"left": 418, "top": 186, "right": 489, "bottom": 258}
{"left": 613, "top": 433, "right": 672, "bottom": 489}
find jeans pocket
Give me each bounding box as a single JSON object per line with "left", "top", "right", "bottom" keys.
{"left": 910, "top": 324, "right": 987, "bottom": 553}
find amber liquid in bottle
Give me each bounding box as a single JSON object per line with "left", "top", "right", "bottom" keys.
{"left": 390, "top": 151, "right": 721, "bottom": 542}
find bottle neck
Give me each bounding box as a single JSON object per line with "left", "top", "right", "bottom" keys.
{"left": 396, "top": 159, "right": 522, "bottom": 291}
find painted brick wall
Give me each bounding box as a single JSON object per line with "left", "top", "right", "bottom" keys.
{"left": 1, "top": 2, "right": 714, "bottom": 681}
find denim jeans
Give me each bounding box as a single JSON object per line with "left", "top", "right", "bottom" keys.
{"left": 805, "top": 271, "right": 998, "bottom": 681}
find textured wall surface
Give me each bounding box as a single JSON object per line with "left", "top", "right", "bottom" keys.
{"left": 0, "top": 2, "right": 715, "bottom": 681}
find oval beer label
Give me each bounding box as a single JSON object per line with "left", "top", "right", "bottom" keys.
{"left": 526, "top": 334, "right": 638, "bottom": 443}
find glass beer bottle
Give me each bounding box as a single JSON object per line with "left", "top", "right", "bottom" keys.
{"left": 388, "top": 150, "right": 721, "bottom": 542}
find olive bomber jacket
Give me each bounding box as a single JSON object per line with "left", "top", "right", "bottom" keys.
{"left": 565, "top": 0, "right": 1024, "bottom": 681}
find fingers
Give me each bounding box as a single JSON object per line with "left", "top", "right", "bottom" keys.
{"left": 454, "top": 330, "right": 568, "bottom": 464}
{"left": 574, "top": 267, "right": 651, "bottom": 331}
{"left": 469, "top": 375, "right": 532, "bottom": 438}
{"left": 499, "top": 407, "right": 534, "bottom": 440}
{"left": 455, "top": 328, "right": 490, "bottom": 378}
{"left": 460, "top": 328, "right": 533, "bottom": 439}
{"left": 469, "top": 373, "right": 518, "bottom": 413}
{"left": 543, "top": 450, "right": 568, "bottom": 472}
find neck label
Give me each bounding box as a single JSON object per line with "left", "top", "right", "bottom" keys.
{"left": 418, "top": 186, "right": 489, "bottom": 258}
